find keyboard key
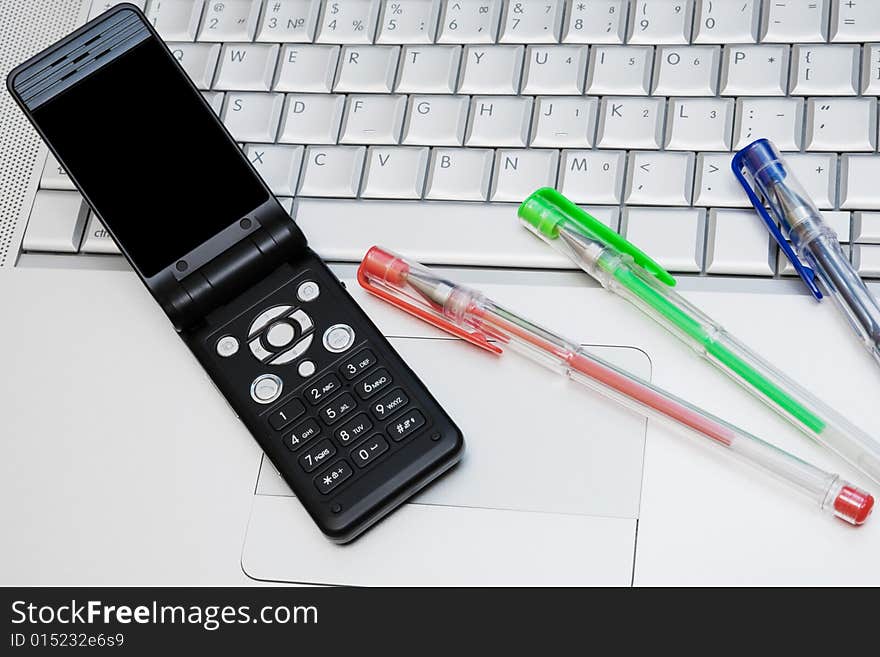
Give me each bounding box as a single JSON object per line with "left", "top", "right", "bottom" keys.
{"left": 213, "top": 44, "right": 279, "bottom": 91}
{"left": 665, "top": 98, "right": 734, "bottom": 151}
{"left": 624, "top": 151, "right": 695, "bottom": 207}
{"left": 387, "top": 408, "right": 426, "bottom": 441}
{"left": 779, "top": 239, "right": 850, "bottom": 276}
{"left": 720, "top": 45, "right": 789, "bottom": 96}
{"left": 316, "top": 0, "right": 381, "bottom": 43}
{"left": 692, "top": 0, "right": 760, "bottom": 43}
{"left": 336, "top": 413, "right": 374, "bottom": 445}
{"left": 334, "top": 46, "right": 399, "bottom": 93}
{"left": 790, "top": 45, "right": 860, "bottom": 96}
{"left": 283, "top": 418, "right": 321, "bottom": 452}
{"left": 198, "top": 0, "right": 261, "bottom": 42}
{"left": 424, "top": 148, "right": 494, "bottom": 201}
{"left": 436, "top": 0, "right": 501, "bottom": 43}
{"left": 395, "top": 46, "right": 461, "bottom": 94}
{"left": 563, "top": 0, "right": 627, "bottom": 44}
{"left": 268, "top": 398, "right": 306, "bottom": 430}
{"left": 89, "top": 1, "right": 146, "bottom": 20}
{"left": 351, "top": 435, "right": 389, "bottom": 468}
{"left": 402, "top": 95, "right": 469, "bottom": 146}
{"left": 652, "top": 46, "right": 720, "bottom": 96}
{"left": 168, "top": 43, "right": 220, "bottom": 89}
{"left": 693, "top": 152, "right": 751, "bottom": 208}
{"left": 806, "top": 98, "right": 876, "bottom": 152}
{"left": 841, "top": 155, "right": 880, "bottom": 210}
{"left": 854, "top": 212, "right": 880, "bottom": 243}
{"left": 458, "top": 46, "right": 524, "bottom": 95}
{"left": 299, "top": 146, "right": 366, "bottom": 198}
{"left": 813, "top": 211, "right": 851, "bottom": 242}
{"left": 245, "top": 144, "right": 304, "bottom": 196}
{"left": 145, "top": 0, "right": 203, "bottom": 41}
{"left": 596, "top": 97, "right": 665, "bottom": 149}
{"left": 530, "top": 97, "right": 597, "bottom": 148}
{"left": 256, "top": 0, "right": 321, "bottom": 42}
{"left": 23, "top": 191, "right": 87, "bottom": 253}
{"left": 498, "top": 0, "right": 564, "bottom": 43}
{"left": 319, "top": 392, "right": 358, "bottom": 425}
{"left": 274, "top": 45, "right": 340, "bottom": 92}
{"left": 832, "top": 1, "right": 880, "bottom": 42}
{"left": 853, "top": 245, "right": 880, "bottom": 277}
{"left": 376, "top": 0, "right": 441, "bottom": 43}
{"left": 624, "top": 207, "right": 706, "bottom": 273}
{"left": 733, "top": 98, "right": 803, "bottom": 151}
{"left": 39, "top": 152, "right": 75, "bottom": 190}
{"left": 202, "top": 90, "right": 224, "bottom": 114}
{"left": 490, "top": 149, "right": 559, "bottom": 202}
{"left": 361, "top": 146, "right": 429, "bottom": 199}
{"left": 585, "top": 46, "right": 653, "bottom": 95}
{"left": 862, "top": 44, "right": 880, "bottom": 95}
{"left": 465, "top": 96, "right": 533, "bottom": 147}
{"left": 339, "top": 95, "right": 407, "bottom": 144}
{"left": 80, "top": 213, "right": 120, "bottom": 255}
{"left": 221, "top": 92, "right": 283, "bottom": 142}
{"left": 761, "top": 0, "right": 830, "bottom": 42}
{"left": 521, "top": 46, "right": 588, "bottom": 95}
{"left": 775, "top": 153, "right": 837, "bottom": 210}
{"left": 627, "top": 0, "right": 694, "bottom": 45}
{"left": 306, "top": 373, "right": 344, "bottom": 405}
{"left": 705, "top": 209, "right": 774, "bottom": 276}
{"left": 314, "top": 461, "right": 352, "bottom": 494}
{"left": 278, "top": 94, "right": 344, "bottom": 144}
{"left": 299, "top": 439, "right": 337, "bottom": 472}
{"left": 558, "top": 150, "right": 625, "bottom": 204}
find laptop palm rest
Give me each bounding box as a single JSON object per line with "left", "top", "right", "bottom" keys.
{"left": 243, "top": 337, "right": 649, "bottom": 585}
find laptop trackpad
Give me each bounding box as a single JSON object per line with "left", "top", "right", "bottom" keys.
{"left": 243, "top": 337, "right": 649, "bottom": 585}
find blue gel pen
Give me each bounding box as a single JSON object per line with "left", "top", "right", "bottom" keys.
{"left": 734, "top": 139, "right": 880, "bottom": 369}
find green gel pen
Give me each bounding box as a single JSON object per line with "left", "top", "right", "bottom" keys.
{"left": 519, "top": 187, "right": 880, "bottom": 485}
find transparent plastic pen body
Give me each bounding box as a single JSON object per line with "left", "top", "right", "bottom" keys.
{"left": 519, "top": 209, "right": 880, "bottom": 487}
{"left": 742, "top": 140, "right": 880, "bottom": 368}
{"left": 357, "top": 247, "right": 875, "bottom": 525}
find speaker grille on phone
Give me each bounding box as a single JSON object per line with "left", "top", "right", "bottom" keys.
{"left": 0, "top": 0, "right": 86, "bottom": 268}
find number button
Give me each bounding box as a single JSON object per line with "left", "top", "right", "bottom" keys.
{"left": 268, "top": 398, "right": 306, "bottom": 430}
{"left": 283, "top": 418, "right": 321, "bottom": 452}
{"left": 299, "top": 439, "right": 337, "bottom": 473}
{"left": 339, "top": 349, "right": 377, "bottom": 380}
{"left": 371, "top": 389, "right": 409, "bottom": 420}
{"left": 351, "top": 435, "right": 389, "bottom": 468}
{"left": 335, "top": 413, "right": 374, "bottom": 446}
{"left": 314, "top": 461, "right": 353, "bottom": 495}
{"left": 353, "top": 368, "right": 392, "bottom": 399}
{"left": 387, "top": 409, "right": 426, "bottom": 442}
{"left": 319, "top": 392, "right": 357, "bottom": 425}
{"left": 305, "top": 373, "right": 343, "bottom": 405}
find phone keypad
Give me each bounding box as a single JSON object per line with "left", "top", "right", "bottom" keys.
{"left": 262, "top": 345, "right": 432, "bottom": 496}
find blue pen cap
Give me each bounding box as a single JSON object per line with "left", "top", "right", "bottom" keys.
{"left": 737, "top": 138, "right": 786, "bottom": 188}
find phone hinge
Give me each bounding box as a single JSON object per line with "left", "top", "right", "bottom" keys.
{"left": 158, "top": 204, "right": 306, "bottom": 331}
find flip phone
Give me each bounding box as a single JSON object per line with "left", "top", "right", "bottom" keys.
{"left": 7, "top": 4, "right": 463, "bottom": 543}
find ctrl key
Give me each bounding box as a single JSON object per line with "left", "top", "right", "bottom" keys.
{"left": 314, "top": 461, "right": 353, "bottom": 495}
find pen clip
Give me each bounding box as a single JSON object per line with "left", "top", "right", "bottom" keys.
{"left": 731, "top": 148, "right": 823, "bottom": 300}
{"left": 356, "top": 264, "right": 504, "bottom": 355}
{"left": 519, "top": 188, "right": 676, "bottom": 287}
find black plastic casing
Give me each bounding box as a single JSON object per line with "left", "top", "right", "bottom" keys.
{"left": 7, "top": 4, "right": 463, "bottom": 543}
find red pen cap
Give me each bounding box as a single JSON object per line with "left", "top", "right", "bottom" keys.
{"left": 361, "top": 246, "right": 410, "bottom": 286}
{"left": 833, "top": 485, "right": 874, "bottom": 526}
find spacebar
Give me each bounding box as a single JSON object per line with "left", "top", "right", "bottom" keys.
{"left": 293, "top": 198, "right": 572, "bottom": 269}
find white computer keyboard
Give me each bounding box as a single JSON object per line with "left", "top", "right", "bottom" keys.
{"left": 20, "top": 0, "right": 880, "bottom": 279}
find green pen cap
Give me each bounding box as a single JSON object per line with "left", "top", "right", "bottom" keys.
{"left": 518, "top": 188, "right": 676, "bottom": 287}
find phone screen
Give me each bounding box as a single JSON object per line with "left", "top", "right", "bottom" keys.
{"left": 32, "top": 36, "right": 268, "bottom": 277}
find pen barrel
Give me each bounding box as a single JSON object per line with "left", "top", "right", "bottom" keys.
{"left": 598, "top": 251, "right": 880, "bottom": 485}
{"left": 798, "top": 232, "right": 880, "bottom": 368}
{"left": 562, "top": 346, "right": 869, "bottom": 523}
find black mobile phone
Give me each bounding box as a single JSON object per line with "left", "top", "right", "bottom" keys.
{"left": 7, "top": 4, "right": 463, "bottom": 543}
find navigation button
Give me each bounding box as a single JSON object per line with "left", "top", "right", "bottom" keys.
{"left": 249, "top": 305, "right": 291, "bottom": 337}
{"left": 269, "top": 334, "right": 314, "bottom": 365}
{"left": 323, "top": 324, "right": 355, "bottom": 353}
{"left": 248, "top": 337, "right": 273, "bottom": 361}
{"left": 251, "top": 374, "right": 283, "bottom": 404}
{"left": 290, "top": 308, "right": 314, "bottom": 333}
{"left": 297, "top": 281, "right": 320, "bottom": 302}
{"left": 266, "top": 321, "right": 296, "bottom": 348}
{"left": 215, "top": 336, "right": 239, "bottom": 357}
